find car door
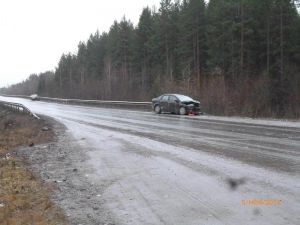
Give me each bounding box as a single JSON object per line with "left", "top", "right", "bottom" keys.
{"left": 168, "top": 95, "right": 179, "bottom": 113}
{"left": 160, "top": 95, "right": 169, "bottom": 112}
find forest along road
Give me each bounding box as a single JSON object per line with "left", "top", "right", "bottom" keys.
{"left": 0, "top": 96, "right": 299, "bottom": 225}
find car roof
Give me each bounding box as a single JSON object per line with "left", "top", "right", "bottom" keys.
{"left": 162, "top": 94, "right": 190, "bottom": 98}
{"left": 162, "top": 93, "right": 181, "bottom": 96}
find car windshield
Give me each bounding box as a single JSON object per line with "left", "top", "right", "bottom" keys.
{"left": 174, "top": 94, "right": 194, "bottom": 102}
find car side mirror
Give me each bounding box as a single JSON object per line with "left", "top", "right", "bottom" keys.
{"left": 175, "top": 99, "right": 179, "bottom": 103}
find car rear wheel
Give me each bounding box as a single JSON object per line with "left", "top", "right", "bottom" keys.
{"left": 154, "top": 105, "right": 161, "bottom": 114}
{"left": 179, "top": 107, "right": 186, "bottom": 115}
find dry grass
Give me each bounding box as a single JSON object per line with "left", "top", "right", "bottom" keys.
{"left": 0, "top": 111, "right": 53, "bottom": 150}
{"left": 0, "top": 109, "right": 67, "bottom": 225}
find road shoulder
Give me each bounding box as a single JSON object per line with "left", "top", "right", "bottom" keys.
{"left": 0, "top": 110, "right": 66, "bottom": 225}
{"left": 17, "top": 115, "right": 115, "bottom": 225}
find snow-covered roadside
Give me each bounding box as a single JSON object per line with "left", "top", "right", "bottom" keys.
{"left": 196, "top": 115, "right": 300, "bottom": 128}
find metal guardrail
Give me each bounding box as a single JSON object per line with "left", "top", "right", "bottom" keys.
{"left": 0, "top": 100, "right": 40, "bottom": 119}
{"left": 0, "top": 94, "right": 30, "bottom": 99}
{"left": 39, "top": 96, "right": 152, "bottom": 109}
{"left": 0, "top": 94, "right": 153, "bottom": 111}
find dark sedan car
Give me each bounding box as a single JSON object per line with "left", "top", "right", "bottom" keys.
{"left": 152, "top": 94, "right": 201, "bottom": 115}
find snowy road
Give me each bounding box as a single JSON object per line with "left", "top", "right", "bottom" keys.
{"left": 1, "top": 96, "right": 300, "bottom": 225}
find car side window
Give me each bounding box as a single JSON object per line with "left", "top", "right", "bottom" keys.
{"left": 169, "top": 96, "right": 177, "bottom": 103}
{"left": 161, "top": 95, "right": 169, "bottom": 101}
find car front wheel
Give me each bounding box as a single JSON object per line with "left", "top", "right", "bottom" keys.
{"left": 154, "top": 105, "right": 161, "bottom": 114}
{"left": 179, "top": 107, "right": 186, "bottom": 115}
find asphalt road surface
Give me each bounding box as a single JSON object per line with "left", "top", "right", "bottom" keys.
{"left": 1, "top": 96, "right": 299, "bottom": 225}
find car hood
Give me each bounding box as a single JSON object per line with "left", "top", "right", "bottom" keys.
{"left": 182, "top": 101, "right": 200, "bottom": 106}
{"left": 182, "top": 100, "right": 200, "bottom": 104}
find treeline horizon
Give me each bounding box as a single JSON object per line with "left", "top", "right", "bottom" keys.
{"left": 1, "top": 0, "right": 300, "bottom": 118}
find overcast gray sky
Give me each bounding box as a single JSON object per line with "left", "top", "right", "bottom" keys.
{"left": 0, "top": 0, "right": 161, "bottom": 88}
